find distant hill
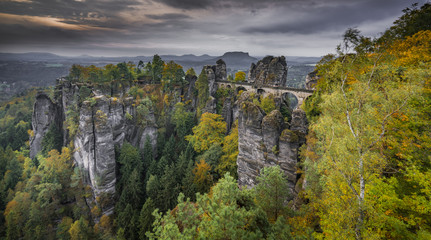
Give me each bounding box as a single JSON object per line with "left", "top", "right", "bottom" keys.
{"left": 210, "top": 52, "right": 257, "bottom": 70}
{"left": 0, "top": 52, "right": 65, "bottom": 61}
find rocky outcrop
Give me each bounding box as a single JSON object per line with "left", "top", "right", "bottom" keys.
{"left": 200, "top": 59, "right": 228, "bottom": 114}
{"left": 185, "top": 74, "right": 198, "bottom": 111}
{"left": 221, "top": 97, "right": 233, "bottom": 133}
{"left": 236, "top": 92, "right": 307, "bottom": 199}
{"left": 203, "top": 65, "right": 217, "bottom": 98}
{"left": 31, "top": 79, "right": 159, "bottom": 215}
{"left": 29, "top": 92, "right": 62, "bottom": 159}
{"left": 215, "top": 59, "right": 227, "bottom": 82}
{"left": 248, "top": 56, "right": 287, "bottom": 87}
{"left": 202, "top": 96, "right": 217, "bottom": 114}
{"left": 305, "top": 70, "right": 319, "bottom": 90}
{"left": 203, "top": 59, "right": 227, "bottom": 97}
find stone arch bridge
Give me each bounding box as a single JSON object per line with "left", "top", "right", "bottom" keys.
{"left": 216, "top": 81, "right": 314, "bottom": 108}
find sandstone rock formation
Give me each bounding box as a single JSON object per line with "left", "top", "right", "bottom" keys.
{"left": 248, "top": 56, "right": 288, "bottom": 87}
{"left": 185, "top": 74, "right": 198, "bottom": 111}
{"left": 31, "top": 79, "right": 160, "bottom": 215}
{"left": 305, "top": 70, "right": 319, "bottom": 90}
{"left": 203, "top": 59, "right": 227, "bottom": 97}
{"left": 30, "top": 92, "right": 62, "bottom": 159}
{"left": 236, "top": 92, "right": 307, "bottom": 199}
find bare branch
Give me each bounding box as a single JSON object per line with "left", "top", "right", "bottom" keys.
{"left": 330, "top": 155, "right": 360, "bottom": 199}
{"left": 368, "top": 96, "right": 410, "bottom": 149}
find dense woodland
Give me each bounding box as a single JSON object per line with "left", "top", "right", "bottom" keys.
{"left": 0, "top": 3, "right": 430, "bottom": 239}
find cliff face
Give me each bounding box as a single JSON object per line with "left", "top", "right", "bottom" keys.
{"left": 29, "top": 92, "right": 62, "bottom": 159}
{"left": 236, "top": 92, "right": 307, "bottom": 199}
{"left": 248, "top": 56, "right": 288, "bottom": 87}
{"left": 203, "top": 59, "right": 226, "bottom": 98}
{"left": 31, "top": 79, "right": 159, "bottom": 215}
{"left": 305, "top": 70, "right": 319, "bottom": 90}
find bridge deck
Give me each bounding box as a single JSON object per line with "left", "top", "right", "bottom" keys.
{"left": 216, "top": 80, "right": 314, "bottom": 93}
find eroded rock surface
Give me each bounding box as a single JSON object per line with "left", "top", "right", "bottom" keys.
{"left": 248, "top": 56, "right": 288, "bottom": 87}
{"left": 305, "top": 70, "right": 319, "bottom": 90}
{"left": 30, "top": 93, "right": 62, "bottom": 159}
{"left": 236, "top": 92, "right": 307, "bottom": 199}
{"left": 31, "top": 79, "right": 160, "bottom": 216}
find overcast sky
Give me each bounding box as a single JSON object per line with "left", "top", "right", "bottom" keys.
{"left": 0, "top": 0, "right": 427, "bottom": 57}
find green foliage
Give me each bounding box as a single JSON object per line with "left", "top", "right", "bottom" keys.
{"left": 172, "top": 102, "right": 195, "bottom": 149}
{"left": 117, "top": 62, "right": 135, "bottom": 83}
{"left": 149, "top": 174, "right": 272, "bottom": 239}
{"left": 185, "top": 67, "right": 196, "bottom": 77}
{"left": 2, "top": 147, "right": 86, "bottom": 239}
{"left": 129, "top": 86, "right": 145, "bottom": 99}
{"left": 65, "top": 105, "right": 80, "bottom": 138}
{"left": 57, "top": 217, "right": 73, "bottom": 240}
{"left": 257, "top": 94, "right": 276, "bottom": 114}
{"left": 162, "top": 60, "right": 185, "bottom": 90}
{"left": 146, "top": 175, "right": 161, "bottom": 206}
{"left": 255, "top": 166, "right": 290, "bottom": 223}
{"left": 227, "top": 74, "right": 234, "bottom": 82}
{"left": 217, "top": 122, "right": 239, "bottom": 178}
{"left": 151, "top": 55, "right": 164, "bottom": 83}
{"left": 139, "top": 198, "right": 155, "bottom": 240}
{"left": 197, "top": 143, "right": 222, "bottom": 171}
{"left": 116, "top": 142, "right": 143, "bottom": 210}
{"left": 234, "top": 71, "right": 246, "bottom": 82}
{"left": 0, "top": 89, "right": 35, "bottom": 150}
{"left": 66, "top": 62, "right": 138, "bottom": 84}
{"left": 142, "top": 136, "right": 153, "bottom": 175}
{"left": 41, "top": 124, "right": 63, "bottom": 156}
{"left": 185, "top": 112, "right": 226, "bottom": 153}
{"left": 381, "top": 3, "right": 431, "bottom": 41}
{"left": 195, "top": 68, "right": 209, "bottom": 111}
{"left": 117, "top": 204, "right": 139, "bottom": 239}
{"left": 162, "top": 135, "right": 177, "bottom": 164}
{"left": 78, "top": 86, "right": 92, "bottom": 101}
{"left": 69, "top": 217, "right": 92, "bottom": 240}
{"left": 136, "top": 97, "right": 154, "bottom": 127}
{"left": 215, "top": 86, "right": 234, "bottom": 114}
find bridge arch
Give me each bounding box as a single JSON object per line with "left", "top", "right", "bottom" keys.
{"left": 257, "top": 89, "right": 266, "bottom": 95}
{"left": 236, "top": 86, "right": 247, "bottom": 95}
{"left": 282, "top": 92, "right": 299, "bottom": 109}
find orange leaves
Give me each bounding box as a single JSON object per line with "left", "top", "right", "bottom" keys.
{"left": 193, "top": 159, "right": 213, "bottom": 190}
{"left": 4, "top": 200, "right": 18, "bottom": 216}
{"left": 388, "top": 30, "right": 431, "bottom": 67}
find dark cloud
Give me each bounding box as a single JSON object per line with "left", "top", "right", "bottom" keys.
{"left": 156, "top": 0, "right": 213, "bottom": 9}
{"left": 146, "top": 13, "right": 191, "bottom": 20}
{"left": 242, "top": 0, "right": 408, "bottom": 35}
{"left": 156, "top": 0, "right": 360, "bottom": 10}
{"left": 0, "top": 21, "right": 113, "bottom": 47}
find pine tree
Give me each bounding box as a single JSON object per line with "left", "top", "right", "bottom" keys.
{"left": 254, "top": 166, "right": 290, "bottom": 223}
{"left": 139, "top": 198, "right": 155, "bottom": 240}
